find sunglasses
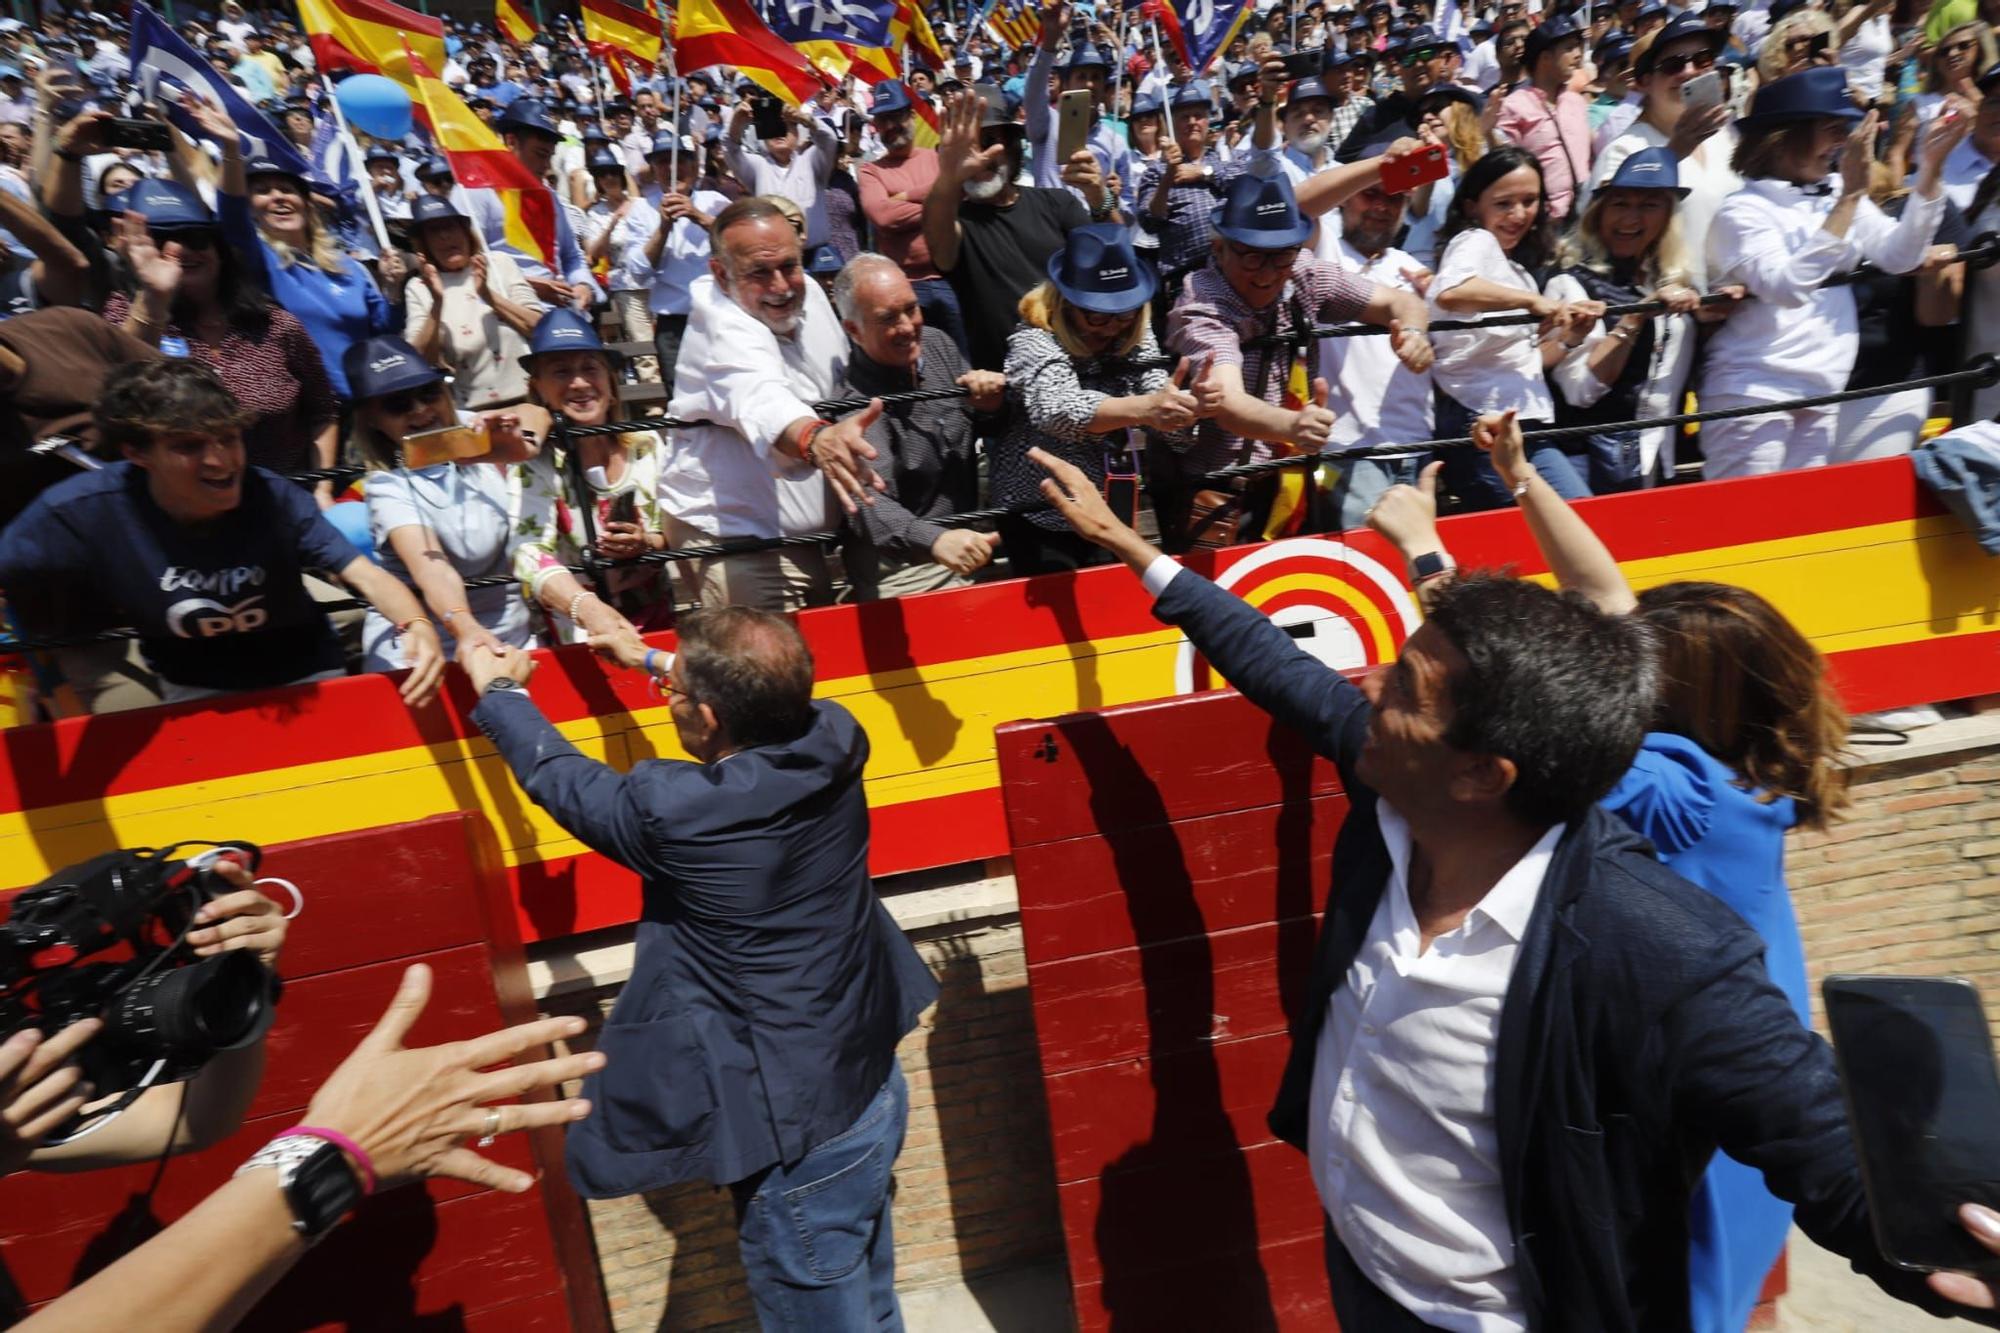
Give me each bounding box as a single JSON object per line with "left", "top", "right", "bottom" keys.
{"left": 1942, "top": 37, "right": 1980, "bottom": 56}
{"left": 1225, "top": 240, "right": 1302, "bottom": 271}
{"left": 378, "top": 382, "right": 447, "bottom": 415}
{"left": 156, "top": 228, "right": 220, "bottom": 250}
{"left": 1653, "top": 48, "right": 1717, "bottom": 76}
{"left": 1399, "top": 46, "right": 1443, "bottom": 65}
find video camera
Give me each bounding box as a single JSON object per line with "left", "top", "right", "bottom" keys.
{"left": 0, "top": 842, "right": 280, "bottom": 1144}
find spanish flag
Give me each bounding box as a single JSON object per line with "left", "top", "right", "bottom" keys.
{"left": 581, "top": 0, "right": 662, "bottom": 68}
{"left": 298, "top": 0, "right": 444, "bottom": 98}
{"left": 674, "top": 0, "right": 825, "bottom": 106}
{"left": 1262, "top": 361, "right": 1318, "bottom": 541}
{"left": 496, "top": 0, "right": 537, "bottom": 44}
{"left": 403, "top": 43, "right": 554, "bottom": 269}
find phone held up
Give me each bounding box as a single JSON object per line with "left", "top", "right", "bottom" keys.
{"left": 401, "top": 423, "right": 490, "bottom": 470}
{"left": 1824, "top": 974, "right": 2000, "bottom": 1277}
{"left": 1679, "top": 70, "right": 1723, "bottom": 113}
{"left": 1380, "top": 143, "right": 1450, "bottom": 195}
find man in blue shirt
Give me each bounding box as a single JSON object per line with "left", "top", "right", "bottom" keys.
{"left": 0, "top": 360, "right": 443, "bottom": 710}
{"left": 468, "top": 98, "right": 595, "bottom": 311}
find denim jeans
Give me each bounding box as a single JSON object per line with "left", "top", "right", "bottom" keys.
{"left": 1434, "top": 395, "right": 1588, "bottom": 511}
{"left": 729, "top": 1060, "right": 909, "bottom": 1331}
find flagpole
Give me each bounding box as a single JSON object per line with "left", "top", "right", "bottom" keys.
{"left": 325, "top": 88, "right": 392, "bottom": 252}
{"left": 664, "top": 20, "right": 679, "bottom": 188}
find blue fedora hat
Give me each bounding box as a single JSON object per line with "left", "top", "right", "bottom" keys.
{"left": 1214, "top": 172, "right": 1312, "bottom": 250}
{"left": 495, "top": 97, "right": 562, "bottom": 137}
{"left": 344, "top": 335, "right": 445, "bottom": 402}
{"left": 1600, "top": 144, "right": 1691, "bottom": 196}
{"left": 869, "top": 79, "right": 914, "bottom": 116}
{"left": 1046, "top": 223, "right": 1158, "bottom": 314}
{"left": 408, "top": 193, "right": 470, "bottom": 228}
{"left": 124, "top": 179, "right": 216, "bottom": 231}
{"left": 1634, "top": 10, "right": 1724, "bottom": 71}
{"left": 1738, "top": 65, "right": 1862, "bottom": 129}
{"left": 518, "top": 307, "right": 624, "bottom": 371}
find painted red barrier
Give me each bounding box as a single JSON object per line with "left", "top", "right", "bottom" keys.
{"left": 0, "top": 813, "right": 607, "bottom": 1331}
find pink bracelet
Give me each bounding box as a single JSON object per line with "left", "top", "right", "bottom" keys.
{"left": 284, "top": 1125, "right": 377, "bottom": 1195}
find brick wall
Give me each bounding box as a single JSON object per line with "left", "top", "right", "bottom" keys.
{"left": 541, "top": 918, "right": 1067, "bottom": 1332}
{"left": 1789, "top": 727, "right": 2000, "bottom": 1039}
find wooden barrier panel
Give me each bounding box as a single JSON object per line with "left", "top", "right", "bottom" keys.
{"left": 0, "top": 813, "right": 607, "bottom": 1332}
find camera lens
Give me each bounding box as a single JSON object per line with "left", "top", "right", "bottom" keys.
{"left": 109, "top": 952, "right": 271, "bottom": 1057}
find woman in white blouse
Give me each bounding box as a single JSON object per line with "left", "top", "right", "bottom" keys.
{"left": 343, "top": 336, "right": 543, "bottom": 672}
{"left": 1428, "top": 145, "right": 1604, "bottom": 509}
{"left": 1700, "top": 67, "right": 1965, "bottom": 478}
{"left": 581, "top": 146, "right": 656, "bottom": 356}
{"left": 403, "top": 194, "right": 549, "bottom": 412}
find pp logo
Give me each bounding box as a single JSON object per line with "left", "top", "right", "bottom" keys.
{"left": 166, "top": 596, "right": 270, "bottom": 639}
{"left": 1173, "top": 538, "right": 1419, "bottom": 695}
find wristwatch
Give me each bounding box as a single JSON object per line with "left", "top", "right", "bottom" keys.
{"left": 481, "top": 675, "right": 527, "bottom": 697}
{"left": 236, "top": 1136, "right": 363, "bottom": 1242}
{"left": 1409, "top": 550, "right": 1457, "bottom": 583}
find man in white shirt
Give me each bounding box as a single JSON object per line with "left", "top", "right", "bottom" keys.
{"left": 724, "top": 98, "right": 840, "bottom": 255}
{"left": 1318, "top": 183, "right": 1435, "bottom": 531}
{"left": 659, "top": 197, "right": 886, "bottom": 612}
{"left": 636, "top": 135, "right": 731, "bottom": 383}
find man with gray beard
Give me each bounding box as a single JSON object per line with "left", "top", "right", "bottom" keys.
{"left": 856, "top": 80, "right": 967, "bottom": 357}
{"left": 921, "top": 84, "right": 1101, "bottom": 371}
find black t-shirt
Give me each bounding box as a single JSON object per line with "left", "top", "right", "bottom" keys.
{"left": 0, "top": 462, "right": 359, "bottom": 691}
{"left": 948, "top": 186, "right": 1091, "bottom": 371}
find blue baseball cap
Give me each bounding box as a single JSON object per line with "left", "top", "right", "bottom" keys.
{"left": 1525, "top": 13, "right": 1585, "bottom": 65}
{"left": 1169, "top": 82, "right": 1215, "bottom": 111}
{"left": 125, "top": 179, "right": 216, "bottom": 232}
{"left": 344, "top": 335, "right": 445, "bottom": 401}
{"left": 1046, "top": 223, "right": 1158, "bottom": 314}
{"left": 1213, "top": 172, "right": 1311, "bottom": 250}
{"left": 1064, "top": 43, "right": 1110, "bottom": 72}
{"left": 0, "top": 65, "right": 22, "bottom": 81}
{"left": 869, "top": 79, "right": 915, "bottom": 116}
{"left": 415, "top": 154, "right": 453, "bottom": 179}
{"left": 519, "top": 307, "right": 624, "bottom": 371}
{"left": 1287, "top": 75, "right": 1339, "bottom": 105}
{"left": 495, "top": 97, "right": 561, "bottom": 137}
{"left": 363, "top": 143, "right": 400, "bottom": 166}
{"left": 806, "top": 243, "right": 845, "bottom": 276}
{"left": 243, "top": 155, "right": 309, "bottom": 187}
{"left": 1599, "top": 144, "right": 1690, "bottom": 196}
{"left": 585, "top": 147, "right": 625, "bottom": 173}
{"left": 409, "top": 193, "right": 470, "bottom": 227}
{"left": 1227, "top": 60, "right": 1261, "bottom": 86}
{"left": 1129, "top": 89, "right": 1165, "bottom": 119}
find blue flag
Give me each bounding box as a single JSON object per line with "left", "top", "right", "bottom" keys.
{"left": 127, "top": 0, "right": 313, "bottom": 180}
{"left": 1170, "top": 0, "right": 1251, "bottom": 75}
{"left": 757, "top": 0, "right": 897, "bottom": 48}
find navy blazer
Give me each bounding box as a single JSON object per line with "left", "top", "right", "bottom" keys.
{"left": 1150, "top": 569, "right": 1994, "bottom": 1331}
{"left": 472, "top": 690, "right": 939, "bottom": 1196}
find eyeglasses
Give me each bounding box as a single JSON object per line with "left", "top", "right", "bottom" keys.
{"left": 1652, "top": 48, "right": 1717, "bottom": 76}
{"left": 378, "top": 383, "right": 447, "bottom": 415}
{"left": 1074, "top": 305, "right": 1139, "bottom": 328}
{"left": 1225, "top": 240, "right": 1302, "bottom": 271}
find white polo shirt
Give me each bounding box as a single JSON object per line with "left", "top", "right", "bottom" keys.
{"left": 1323, "top": 237, "right": 1435, "bottom": 452}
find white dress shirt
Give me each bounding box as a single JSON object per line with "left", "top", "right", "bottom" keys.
{"left": 1312, "top": 805, "right": 1563, "bottom": 1333}
{"left": 1323, "top": 238, "right": 1435, "bottom": 451}
{"left": 1702, "top": 177, "right": 1945, "bottom": 401}
{"left": 639, "top": 187, "right": 732, "bottom": 317}
{"left": 1428, "top": 228, "right": 1555, "bottom": 419}
{"left": 659, "top": 275, "right": 842, "bottom": 540}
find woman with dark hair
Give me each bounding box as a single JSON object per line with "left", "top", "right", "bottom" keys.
{"left": 1366, "top": 409, "right": 1854, "bottom": 1333}
{"left": 1427, "top": 144, "right": 1602, "bottom": 508}
{"left": 103, "top": 181, "right": 339, "bottom": 485}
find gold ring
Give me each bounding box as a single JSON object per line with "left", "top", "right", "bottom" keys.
{"left": 477, "top": 1108, "right": 500, "bottom": 1148}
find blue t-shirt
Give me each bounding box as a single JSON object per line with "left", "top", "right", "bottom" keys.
{"left": 219, "top": 193, "right": 394, "bottom": 400}
{"left": 0, "top": 463, "right": 360, "bottom": 693}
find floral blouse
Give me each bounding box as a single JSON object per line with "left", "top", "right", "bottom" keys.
{"left": 512, "top": 430, "right": 676, "bottom": 633}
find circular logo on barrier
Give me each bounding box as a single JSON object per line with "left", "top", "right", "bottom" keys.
{"left": 1173, "top": 538, "right": 1421, "bottom": 695}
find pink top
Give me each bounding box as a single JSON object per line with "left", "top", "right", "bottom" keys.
{"left": 1495, "top": 86, "right": 1594, "bottom": 221}
{"left": 857, "top": 147, "right": 944, "bottom": 282}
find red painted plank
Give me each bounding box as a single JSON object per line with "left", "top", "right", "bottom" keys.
{"left": 1042, "top": 1031, "right": 1296, "bottom": 1185}
{"left": 1009, "top": 795, "right": 1343, "bottom": 967}
{"left": 1824, "top": 628, "right": 2000, "bottom": 715}
{"left": 1070, "top": 1226, "right": 1337, "bottom": 1332}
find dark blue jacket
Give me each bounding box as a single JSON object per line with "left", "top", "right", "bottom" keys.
{"left": 472, "top": 690, "right": 939, "bottom": 1196}
{"left": 1149, "top": 568, "right": 1988, "bottom": 1331}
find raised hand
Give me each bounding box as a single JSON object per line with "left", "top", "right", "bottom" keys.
{"left": 117, "top": 212, "right": 183, "bottom": 303}
{"left": 298, "top": 963, "right": 598, "bottom": 1195}
{"left": 1365, "top": 459, "right": 1445, "bottom": 557}
{"left": 1917, "top": 97, "right": 1973, "bottom": 184}
{"left": 1191, "top": 353, "right": 1226, "bottom": 417}
{"left": 1841, "top": 108, "right": 1882, "bottom": 197}
{"left": 1472, "top": 408, "right": 1531, "bottom": 491}
{"left": 183, "top": 93, "right": 242, "bottom": 152}
{"left": 420, "top": 257, "right": 445, "bottom": 301}
{"left": 808, "top": 400, "right": 888, "bottom": 512}
{"left": 1289, "top": 376, "right": 1336, "bottom": 450}
{"left": 938, "top": 90, "right": 1006, "bottom": 185}
{"left": 1060, "top": 149, "right": 1108, "bottom": 213}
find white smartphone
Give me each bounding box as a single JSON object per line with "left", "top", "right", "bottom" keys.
{"left": 1680, "top": 70, "right": 1723, "bottom": 111}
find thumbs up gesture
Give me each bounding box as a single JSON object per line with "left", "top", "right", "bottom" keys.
{"left": 1147, "top": 356, "right": 1201, "bottom": 431}
{"left": 1289, "top": 375, "right": 1337, "bottom": 451}
{"left": 1471, "top": 408, "right": 1531, "bottom": 494}
{"left": 1189, "top": 352, "right": 1225, "bottom": 418}
{"left": 1365, "top": 459, "right": 1445, "bottom": 557}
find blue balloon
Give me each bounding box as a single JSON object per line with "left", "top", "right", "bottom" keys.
{"left": 335, "top": 74, "right": 413, "bottom": 141}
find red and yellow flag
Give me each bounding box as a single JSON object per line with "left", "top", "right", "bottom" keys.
{"left": 298, "top": 0, "right": 445, "bottom": 98}
{"left": 673, "top": 0, "right": 825, "bottom": 105}
{"left": 403, "top": 43, "right": 554, "bottom": 268}
{"left": 581, "top": 0, "right": 662, "bottom": 68}
{"left": 496, "top": 0, "right": 537, "bottom": 44}
{"left": 1263, "top": 362, "right": 1318, "bottom": 541}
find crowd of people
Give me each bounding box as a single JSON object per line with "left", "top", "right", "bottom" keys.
{"left": 0, "top": 0, "right": 1990, "bottom": 717}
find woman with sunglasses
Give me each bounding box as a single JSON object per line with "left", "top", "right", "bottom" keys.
{"left": 405, "top": 194, "right": 547, "bottom": 413}
{"left": 1700, "top": 67, "right": 1965, "bottom": 477}
{"left": 1588, "top": 14, "right": 1739, "bottom": 285}
{"left": 992, "top": 226, "right": 1203, "bottom": 575}
{"left": 1428, "top": 145, "right": 1604, "bottom": 508}
{"left": 1758, "top": 7, "right": 1842, "bottom": 82}
{"left": 102, "top": 181, "right": 339, "bottom": 481}
{"left": 1910, "top": 19, "right": 1995, "bottom": 126}
{"left": 344, "top": 335, "right": 541, "bottom": 672}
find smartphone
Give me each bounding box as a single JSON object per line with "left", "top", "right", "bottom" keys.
{"left": 606, "top": 490, "right": 640, "bottom": 527}
{"left": 1679, "top": 70, "right": 1723, "bottom": 112}
{"left": 750, "top": 94, "right": 787, "bottom": 141}
{"left": 401, "top": 423, "right": 489, "bottom": 469}
{"left": 1056, "top": 88, "right": 1093, "bottom": 167}
{"left": 1379, "top": 142, "right": 1449, "bottom": 194}
{"left": 1282, "top": 48, "right": 1323, "bottom": 81}
{"left": 1823, "top": 974, "right": 2000, "bottom": 1276}
{"left": 107, "top": 117, "right": 172, "bottom": 152}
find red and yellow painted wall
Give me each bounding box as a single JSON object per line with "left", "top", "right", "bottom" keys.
{"left": 1, "top": 456, "right": 1994, "bottom": 943}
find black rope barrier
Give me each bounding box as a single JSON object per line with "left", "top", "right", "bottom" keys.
{"left": 4, "top": 359, "right": 1993, "bottom": 658}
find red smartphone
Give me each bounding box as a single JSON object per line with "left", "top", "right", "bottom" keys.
{"left": 1379, "top": 143, "right": 1449, "bottom": 195}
